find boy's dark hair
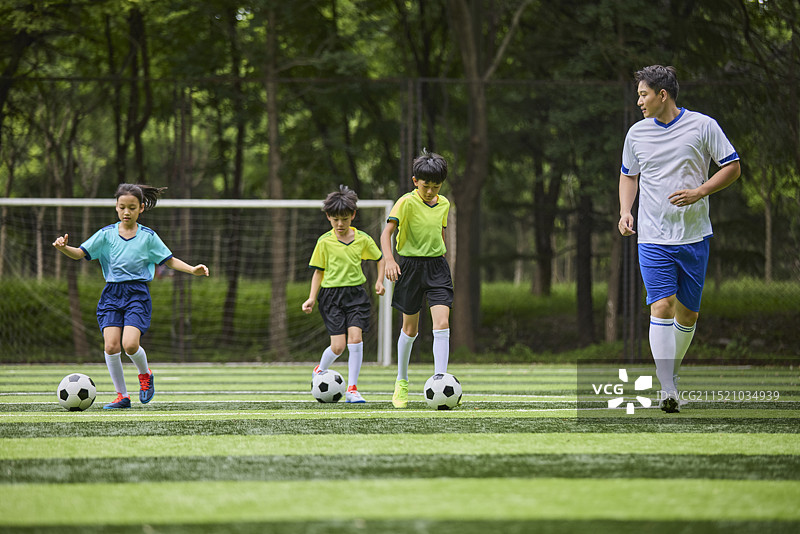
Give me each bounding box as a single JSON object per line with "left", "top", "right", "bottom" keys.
{"left": 322, "top": 185, "right": 358, "bottom": 216}
{"left": 115, "top": 183, "right": 167, "bottom": 211}
{"left": 412, "top": 149, "right": 448, "bottom": 184}
{"left": 635, "top": 65, "right": 679, "bottom": 102}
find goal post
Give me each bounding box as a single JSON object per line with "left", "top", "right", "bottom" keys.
{"left": 0, "top": 197, "right": 395, "bottom": 365}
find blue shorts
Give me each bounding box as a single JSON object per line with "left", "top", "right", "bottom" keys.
{"left": 96, "top": 281, "right": 152, "bottom": 334}
{"left": 638, "top": 238, "right": 710, "bottom": 313}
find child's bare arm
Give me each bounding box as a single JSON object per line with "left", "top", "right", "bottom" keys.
{"left": 302, "top": 269, "right": 324, "bottom": 313}
{"left": 52, "top": 234, "right": 86, "bottom": 260}
{"left": 165, "top": 257, "right": 209, "bottom": 276}
{"left": 380, "top": 220, "right": 401, "bottom": 282}
{"left": 375, "top": 257, "right": 386, "bottom": 296}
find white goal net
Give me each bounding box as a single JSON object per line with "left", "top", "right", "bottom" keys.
{"left": 0, "top": 198, "right": 394, "bottom": 365}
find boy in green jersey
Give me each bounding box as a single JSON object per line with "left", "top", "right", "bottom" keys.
{"left": 303, "top": 185, "right": 385, "bottom": 403}
{"left": 380, "top": 150, "right": 453, "bottom": 408}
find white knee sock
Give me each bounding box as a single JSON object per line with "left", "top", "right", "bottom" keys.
{"left": 104, "top": 351, "right": 127, "bottom": 397}
{"left": 673, "top": 320, "right": 696, "bottom": 375}
{"left": 347, "top": 342, "right": 363, "bottom": 388}
{"left": 318, "top": 346, "right": 339, "bottom": 372}
{"left": 396, "top": 331, "right": 417, "bottom": 381}
{"left": 126, "top": 346, "right": 150, "bottom": 375}
{"left": 649, "top": 316, "right": 676, "bottom": 393}
{"left": 432, "top": 328, "right": 450, "bottom": 374}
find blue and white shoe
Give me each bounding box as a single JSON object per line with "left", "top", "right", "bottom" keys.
{"left": 103, "top": 393, "right": 131, "bottom": 410}
{"left": 138, "top": 369, "right": 155, "bottom": 404}
{"left": 345, "top": 386, "right": 366, "bottom": 403}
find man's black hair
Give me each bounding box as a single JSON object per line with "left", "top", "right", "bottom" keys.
{"left": 635, "top": 65, "right": 679, "bottom": 102}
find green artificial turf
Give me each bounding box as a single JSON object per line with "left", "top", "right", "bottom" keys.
{"left": 1, "top": 363, "right": 798, "bottom": 533}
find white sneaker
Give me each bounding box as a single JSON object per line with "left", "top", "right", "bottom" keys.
{"left": 345, "top": 388, "right": 366, "bottom": 403}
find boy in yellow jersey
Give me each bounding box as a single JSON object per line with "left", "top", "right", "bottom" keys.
{"left": 302, "top": 185, "right": 386, "bottom": 403}
{"left": 380, "top": 150, "right": 453, "bottom": 408}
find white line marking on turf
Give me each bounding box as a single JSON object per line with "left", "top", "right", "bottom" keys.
{"left": 0, "top": 407, "right": 580, "bottom": 418}
{"left": 3, "top": 398, "right": 579, "bottom": 406}
{"left": 0, "top": 391, "right": 569, "bottom": 398}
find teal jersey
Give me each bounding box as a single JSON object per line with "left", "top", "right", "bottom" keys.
{"left": 80, "top": 222, "right": 173, "bottom": 282}
{"left": 309, "top": 227, "right": 382, "bottom": 288}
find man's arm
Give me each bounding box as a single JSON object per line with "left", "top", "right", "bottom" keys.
{"left": 669, "top": 160, "right": 741, "bottom": 207}
{"left": 618, "top": 173, "right": 639, "bottom": 236}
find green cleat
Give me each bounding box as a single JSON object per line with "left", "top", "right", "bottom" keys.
{"left": 392, "top": 379, "right": 409, "bottom": 408}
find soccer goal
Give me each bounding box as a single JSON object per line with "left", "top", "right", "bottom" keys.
{"left": 0, "top": 197, "right": 394, "bottom": 365}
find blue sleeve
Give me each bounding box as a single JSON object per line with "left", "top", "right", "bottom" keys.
{"left": 80, "top": 225, "right": 111, "bottom": 261}
{"left": 148, "top": 231, "right": 173, "bottom": 265}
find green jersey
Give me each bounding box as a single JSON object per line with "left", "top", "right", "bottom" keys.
{"left": 308, "top": 227, "right": 382, "bottom": 288}
{"left": 388, "top": 190, "right": 449, "bottom": 257}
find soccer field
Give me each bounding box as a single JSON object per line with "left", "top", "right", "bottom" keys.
{"left": 1, "top": 363, "right": 799, "bottom": 533}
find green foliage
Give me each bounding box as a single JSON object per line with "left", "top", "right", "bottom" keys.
{"left": 2, "top": 279, "right": 797, "bottom": 363}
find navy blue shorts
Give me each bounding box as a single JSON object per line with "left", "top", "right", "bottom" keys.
{"left": 639, "top": 238, "right": 710, "bottom": 312}
{"left": 391, "top": 256, "right": 454, "bottom": 315}
{"left": 317, "top": 285, "right": 372, "bottom": 336}
{"left": 96, "top": 281, "right": 152, "bottom": 335}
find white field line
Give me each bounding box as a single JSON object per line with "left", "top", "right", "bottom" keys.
{"left": 0, "top": 391, "right": 569, "bottom": 398}
{"left": 0, "top": 407, "right": 583, "bottom": 418}
{"left": 1, "top": 399, "right": 580, "bottom": 406}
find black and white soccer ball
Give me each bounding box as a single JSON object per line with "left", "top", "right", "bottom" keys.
{"left": 424, "top": 372, "right": 462, "bottom": 410}
{"left": 57, "top": 373, "right": 96, "bottom": 411}
{"left": 311, "top": 369, "right": 346, "bottom": 403}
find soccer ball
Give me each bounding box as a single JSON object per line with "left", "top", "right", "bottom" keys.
{"left": 311, "top": 369, "right": 346, "bottom": 403}
{"left": 424, "top": 373, "right": 462, "bottom": 410}
{"left": 57, "top": 373, "right": 96, "bottom": 411}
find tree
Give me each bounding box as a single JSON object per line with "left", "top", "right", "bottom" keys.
{"left": 445, "top": 0, "right": 531, "bottom": 351}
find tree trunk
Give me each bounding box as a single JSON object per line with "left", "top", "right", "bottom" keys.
{"left": 221, "top": 10, "right": 245, "bottom": 343}
{"left": 0, "top": 165, "right": 15, "bottom": 278}
{"left": 63, "top": 122, "right": 90, "bottom": 357}
{"left": 170, "top": 88, "right": 192, "bottom": 361}
{"left": 126, "top": 8, "right": 153, "bottom": 183}
{"left": 447, "top": 0, "right": 491, "bottom": 352}
{"left": 266, "top": 8, "right": 289, "bottom": 357}
{"left": 0, "top": 30, "right": 33, "bottom": 158}
{"left": 531, "top": 163, "right": 561, "bottom": 296}
{"left": 605, "top": 232, "right": 622, "bottom": 343}
{"left": 575, "top": 192, "right": 595, "bottom": 346}
{"left": 764, "top": 190, "right": 773, "bottom": 284}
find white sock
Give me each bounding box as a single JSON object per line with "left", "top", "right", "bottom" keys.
{"left": 126, "top": 346, "right": 150, "bottom": 375}
{"left": 318, "top": 346, "right": 339, "bottom": 372}
{"left": 396, "top": 331, "right": 417, "bottom": 381}
{"left": 673, "top": 320, "right": 696, "bottom": 375}
{"left": 432, "top": 328, "right": 450, "bottom": 374}
{"left": 649, "top": 316, "right": 676, "bottom": 393}
{"left": 347, "top": 342, "right": 363, "bottom": 388}
{"left": 104, "top": 352, "right": 127, "bottom": 397}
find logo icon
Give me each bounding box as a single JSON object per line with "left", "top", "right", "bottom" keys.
{"left": 592, "top": 369, "right": 653, "bottom": 414}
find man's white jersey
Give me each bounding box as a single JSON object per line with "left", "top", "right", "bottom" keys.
{"left": 621, "top": 108, "right": 739, "bottom": 245}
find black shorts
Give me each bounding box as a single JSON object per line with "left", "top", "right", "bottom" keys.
{"left": 317, "top": 285, "right": 372, "bottom": 336}
{"left": 391, "top": 256, "right": 454, "bottom": 315}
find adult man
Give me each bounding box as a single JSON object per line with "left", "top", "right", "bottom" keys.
{"left": 618, "top": 65, "right": 741, "bottom": 413}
